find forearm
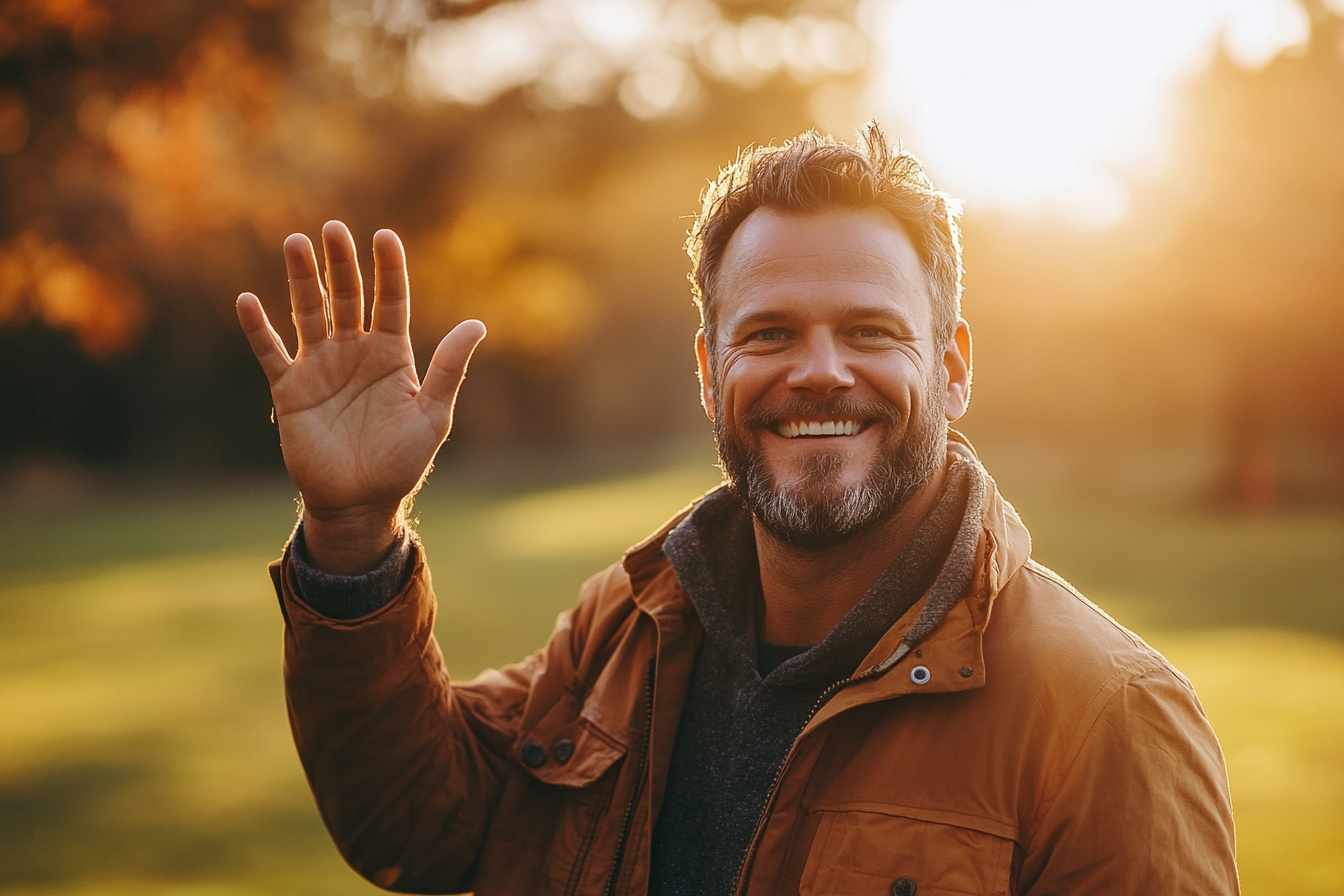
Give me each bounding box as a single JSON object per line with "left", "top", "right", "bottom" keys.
{"left": 275, "top": 545, "right": 516, "bottom": 890}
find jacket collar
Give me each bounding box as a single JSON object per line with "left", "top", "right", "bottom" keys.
{"left": 622, "top": 501, "right": 703, "bottom": 616}
{"left": 813, "top": 440, "right": 1033, "bottom": 722}
{"left": 620, "top": 432, "right": 1033, "bottom": 696}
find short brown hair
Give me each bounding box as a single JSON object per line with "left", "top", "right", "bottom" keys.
{"left": 687, "top": 122, "right": 964, "bottom": 359}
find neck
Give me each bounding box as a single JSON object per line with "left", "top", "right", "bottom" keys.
{"left": 754, "top": 463, "right": 948, "bottom": 647}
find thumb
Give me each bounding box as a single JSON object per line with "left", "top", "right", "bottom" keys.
{"left": 419, "top": 319, "right": 487, "bottom": 433}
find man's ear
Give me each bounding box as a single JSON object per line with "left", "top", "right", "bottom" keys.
{"left": 943, "top": 318, "right": 972, "bottom": 422}
{"left": 695, "top": 328, "right": 716, "bottom": 421}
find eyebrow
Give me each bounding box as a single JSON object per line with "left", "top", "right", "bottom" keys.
{"left": 727, "top": 304, "right": 920, "bottom": 334}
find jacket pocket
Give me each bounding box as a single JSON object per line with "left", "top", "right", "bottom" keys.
{"left": 799, "top": 805, "right": 1015, "bottom": 896}
{"left": 516, "top": 689, "right": 630, "bottom": 893}
{"left": 516, "top": 689, "right": 627, "bottom": 787}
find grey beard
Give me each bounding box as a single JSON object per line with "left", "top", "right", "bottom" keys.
{"left": 715, "top": 390, "right": 947, "bottom": 551}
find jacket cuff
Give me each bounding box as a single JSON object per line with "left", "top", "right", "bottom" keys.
{"left": 287, "top": 520, "right": 417, "bottom": 620}
{"left": 270, "top": 539, "right": 438, "bottom": 664}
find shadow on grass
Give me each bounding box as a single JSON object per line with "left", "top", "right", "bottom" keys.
{"left": 0, "top": 475, "right": 298, "bottom": 587}
{"left": 1014, "top": 497, "right": 1344, "bottom": 637}
{"left": 0, "top": 758, "right": 347, "bottom": 890}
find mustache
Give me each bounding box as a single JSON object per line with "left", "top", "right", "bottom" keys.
{"left": 740, "top": 396, "right": 901, "bottom": 431}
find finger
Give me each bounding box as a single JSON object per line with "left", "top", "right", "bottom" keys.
{"left": 322, "top": 220, "right": 364, "bottom": 335}
{"left": 418, "top": 319, "right": 487, "bottom": 433}
{"left": 370, "top": 228, "right": 410, "bottom": 335}
{"left": 285, "top": 233, "right": 328, "bottom": 348}
{"left": 236, "top": 292, "right": 293, "bottom": 383}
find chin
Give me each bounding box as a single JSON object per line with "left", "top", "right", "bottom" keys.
{"left": 716, "top": 403, "right": 948, "bottom": 551}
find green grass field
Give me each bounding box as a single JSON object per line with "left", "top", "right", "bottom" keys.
{"left": 1, "top": 463, "right": 1341, "bottom": 895}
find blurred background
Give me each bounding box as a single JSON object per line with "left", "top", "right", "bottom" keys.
{"left": 0, "top": 0, "right": 1341, "bottom": 894}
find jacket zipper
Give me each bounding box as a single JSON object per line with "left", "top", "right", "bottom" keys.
{"left": 599, "top": 659, "right": 656, "bottom": 896}
{"left": 561, "top": 763, "right": 621, "bottom": 895}
{"left": 730, "top": 641, "right": 912, "bottom": 896}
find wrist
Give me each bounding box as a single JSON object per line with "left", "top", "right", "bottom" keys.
{"left": 301, "top": 502, "right": 406, "bottom": 575}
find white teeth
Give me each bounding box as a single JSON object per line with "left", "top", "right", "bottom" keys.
{"left": 778, "top": 420, "right": 864, "bottom": 438}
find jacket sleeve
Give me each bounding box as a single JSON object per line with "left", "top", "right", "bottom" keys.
{"left": 1018, "top": 663, "right": 1240, "bottom": 895}
{"left": 273, "top": 540, "right": 556, "bottom": 893}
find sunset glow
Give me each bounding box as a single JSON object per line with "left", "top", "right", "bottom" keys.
{"left": 858, "top": 0, "right": 1317, "bottom": 224}
{"left": 392, "top": 0, "right": 1331, "bottom": 225}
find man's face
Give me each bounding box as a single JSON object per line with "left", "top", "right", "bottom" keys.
{"left": 699, "top": 207, "right": 958, "bottom": 550}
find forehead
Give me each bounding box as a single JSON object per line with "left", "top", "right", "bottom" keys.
{"left": 714, "top": 207, "right": 931, "bottom": 332}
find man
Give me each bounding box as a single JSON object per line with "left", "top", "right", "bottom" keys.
{"left": 236, "top": 125, "right": 1239, "bottom": 895}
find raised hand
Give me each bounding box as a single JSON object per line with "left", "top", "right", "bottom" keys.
{"left": 236, "top": 221, "right": 486, "bottom": 574}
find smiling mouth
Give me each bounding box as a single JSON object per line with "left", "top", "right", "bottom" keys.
{"left": 773, "top": 418, "right": 868, "bottom": 438}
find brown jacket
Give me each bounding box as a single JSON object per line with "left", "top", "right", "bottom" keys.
{"left": 274, "top": 465, "right": 1239, "bottom": 896}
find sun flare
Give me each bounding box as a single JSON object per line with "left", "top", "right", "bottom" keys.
{"left": 857, "top": 0, "right": 1315, "bottom": 224}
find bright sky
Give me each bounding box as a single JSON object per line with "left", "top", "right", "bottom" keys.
{"left": 859, "top": 0, "right": 1317, "bottom": 224}
{"left": 395, "top": 0, "right": 1330, "bottom": 226}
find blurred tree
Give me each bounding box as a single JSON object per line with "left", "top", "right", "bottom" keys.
{"left": 0, "top": 0, "right": 315, "bottom": 464}
{"left": 0, "top": 0, "right": 870, "bottom": 468}
{"left": 1148, "top": 6, "right": 1344, "bottom": 506}
{"left": 958, "top": 5, "right": 1344, "bottom": 508}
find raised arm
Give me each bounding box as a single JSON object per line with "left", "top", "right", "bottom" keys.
{"left": 236, "top": 221, "right": 486, "bottom": 573}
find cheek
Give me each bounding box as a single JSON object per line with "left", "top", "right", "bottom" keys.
{"left": 716, "top": 358, "right": 770, "bottom": 414}
{"left": 864, "top": 359, "right": 925, "bottom": 404}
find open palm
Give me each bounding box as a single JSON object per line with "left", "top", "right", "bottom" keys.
{"left": 237, "top": 222, "right": 485, "bottom": 571}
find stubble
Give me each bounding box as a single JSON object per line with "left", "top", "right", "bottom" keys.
{"left": 715, "top": 383, "right": 947, "bottom": 551}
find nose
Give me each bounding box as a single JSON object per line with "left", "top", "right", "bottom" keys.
{"left": 786, "top": 331, "right": 855, "bottom": 395}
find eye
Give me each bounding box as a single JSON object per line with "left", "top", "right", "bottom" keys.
{"left": 854, "top": 326, "right": 886, "bottom": 339}
{"left": 752, "top": 328, "right": 787, "bottom": 343}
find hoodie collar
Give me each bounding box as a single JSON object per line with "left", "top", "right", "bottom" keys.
{"left": 621, "top": 432, "right": 1033, "bottom": 670}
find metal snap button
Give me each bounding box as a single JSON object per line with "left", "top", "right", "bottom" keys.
{"left": 552, "top": 737, "right": 575, "bottom": 764}
{"left": 910, "top": 665, "right": 931, "bottom": 685}
{"left": 959, "top": 665, "right": 974, "bottom": 678}
{"left": 891, "top": 876, "right": 917, "bottom": 896}
{"left": 521, "top": 740, "right": 547, "bottom": 768}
